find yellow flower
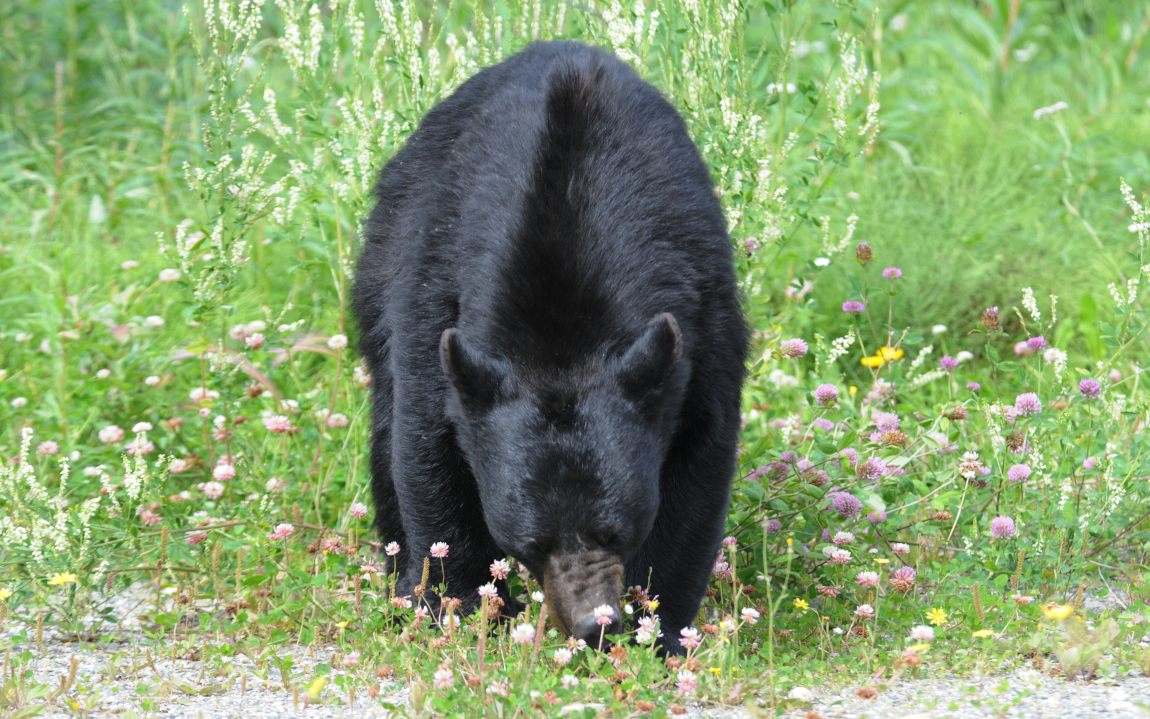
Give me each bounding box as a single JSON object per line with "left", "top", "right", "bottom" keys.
{"left": 971, "top": 629, "right": 994, "bottom": 638}
{"left": 306, "top": 676, "right": 326, "bottom": 701}
{"left": 0, "top": 588, "right": 12, "bottom": 601}
{"left": 793, "top": 598, "right": 809, "bottom": 611}
{"left": 926, "top": 608, "right": 948, "bottom": 626}
{"left": 909, "top": 643, "right": 931, "bottom": 653}
{"left": 786, "top": 537, "right": 793, "bottom": 547}
{"left": 48, "top": 572, "right": 77, "bottom": 586}
{"left": 335, "top": 621, "right": 349, "bottom": 629}
{"left": 648, "top": 600, "right": 659, "bottom": 611}
{"left": 874, "top": 558, "right": 891, "bottom": 565}
{"left": 860, "top": 346, "right": 905, "bottom": 368}
{"left": 849, "top": 386, "right": 858, "bottom": 396}
{"left": 709, "top": 667, "right": 722, "bottom": 676}
{"left": 1041, "top": 604, "right": 1074, "bottom": 621}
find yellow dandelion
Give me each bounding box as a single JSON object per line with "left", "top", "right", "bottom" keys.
{"left": 926, "top": 608, "right": 947, "bottom": 626}
{"left": 971, "top": 629, "right": 994, "bottom": 638}
{"left": 0, "top": 588, "right": 12, "bottom": 601}
{"left": 793, "top": 598, "right": 809, "bottom": 611}
{"left": 909, "top": 643, "right": 931, "bottom": 652}
{"left": 874, "top": 558, "right": 891, "bottom": 564}
{"left": 860, "top": 346, "right": 905, "bottom": 368}
{"left": 1041, "top": 604, "right": 1074, "bottom": 621}
{"left": 48, "top": 572, "right": 77, "bottom": 586}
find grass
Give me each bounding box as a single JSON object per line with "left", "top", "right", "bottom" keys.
{"left": 3, "top": 0, "right": 1150, "bottom": 716}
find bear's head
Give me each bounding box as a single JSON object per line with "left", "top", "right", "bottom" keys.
{"left": 440, "top": 313, "right": 687, "bottom": 645}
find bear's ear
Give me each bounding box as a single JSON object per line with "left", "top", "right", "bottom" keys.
{"left": 441, "top": 328, "right": 508, "bottom": 411}
{"left": 616, "top": 313, "right": 682, "bottom": 405}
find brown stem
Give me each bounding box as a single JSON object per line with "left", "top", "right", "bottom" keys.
{"left": 999, "top": 0, "right": 1021, "bottom": 71}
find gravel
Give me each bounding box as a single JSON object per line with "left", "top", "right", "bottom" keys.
{"left": 8, "top": 584, "right": 1150, "bottom": 718}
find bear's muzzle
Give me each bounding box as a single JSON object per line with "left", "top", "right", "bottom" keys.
{"left": 542, "top": 549, "right": 625, "bottom": 647}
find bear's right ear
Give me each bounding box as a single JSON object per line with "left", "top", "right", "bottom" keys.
{"left": 440, "top": 328, "right": 508, "bottom": 411}
{"left": 616, "top": 313, "right": 683, "bottom": 406}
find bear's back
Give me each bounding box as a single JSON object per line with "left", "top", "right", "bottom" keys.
{"left": 358, "top": 41, "right": 740, "bottom": 374}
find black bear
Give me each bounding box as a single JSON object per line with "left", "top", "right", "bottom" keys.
{"left": 353, "top": 40, "right": 747, "bottom": 653}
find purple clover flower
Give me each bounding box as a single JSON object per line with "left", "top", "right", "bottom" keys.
{"left": 1026, "top": 336, "right": 1046, "bottom": 352}
{"left": 967, "top": 382, "right": 980, "bottom": 391}
{"left": 857, "top": 457, "right": 887, "bottom": 483}
{"left": 831, "top": 492, "right": 863, "bottom": 519}
{"left": 814, "top": 384, "right": 839, "bottom": 407}
{"left": 1079, "top": 379, "right": 1101, "bottom": 400}
{"left": 940, "top": 355, "right": 958, "bottom": 371}
{"left": 843, "top": 301, "right": 866, "bottom": 313}
{"left": 882, "top": 267, "right": 902, "bottom": 280}
{"left": 1006, "top": 464, "right": 1031, "bottom": 483}
{"left": 989, "top": 516, "right": 1016, "bottom": 539}
{"left": 780, "top": 338, "right": 808, "bottom": 358}
{"left": 1014, "top": 392, "right": 1042, "bottom": 416}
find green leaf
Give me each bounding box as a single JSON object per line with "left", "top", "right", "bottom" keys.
{"left": 986, "top": 344, "right": 1000, "bottom": 365}
{"left": 903, "top": 332, "right": 924, "bottom": 345}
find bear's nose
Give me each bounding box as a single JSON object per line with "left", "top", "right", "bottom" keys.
{"left": 571, "top": 608, "right": 623, "bottom": 647}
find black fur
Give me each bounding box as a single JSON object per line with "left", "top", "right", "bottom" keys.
{"left": 353, "top": 40, "right": 748, "bottom": 652}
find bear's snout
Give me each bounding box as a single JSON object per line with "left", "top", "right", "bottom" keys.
{"left": 542, "top": 549, "right": 625, "bottom": 646}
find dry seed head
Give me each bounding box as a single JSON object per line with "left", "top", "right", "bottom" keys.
{"left": 854, "top": 241, "right": 873, "bottom": 263}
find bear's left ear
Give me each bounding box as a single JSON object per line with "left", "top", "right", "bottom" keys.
{"left": 441, "top": 328, "right": 509, "bottom": 411}
{"left": 616, "top": 313, "right": 682, "bottom": 405}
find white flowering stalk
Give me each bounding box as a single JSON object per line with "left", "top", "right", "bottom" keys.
{"left": 1021, "top": 287, "right": 1041, "bottom": 325}
{"left": 910, "top": 369, "right": 946, "bottom": 389}
{"left": 907, "top": 345, "right": 934, "bottom": 377}
{"left": 1122, "top": 178, "right": 1148, "bottom": 251}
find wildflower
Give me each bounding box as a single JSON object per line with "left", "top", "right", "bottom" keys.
{"left": 744, "top": 237, "right": 762, "bottom": 253}
{"left": 187, "top": 531, "right": 208, "bottom": 545}
{"left": 1041, "top": 604, "right": 1074, "bottom": 620}
{"left": 327, "top": 413, "right": 349, "bottom": 428}
{"left": 1109, "top": 368, "right": 1122, "bottom": 383}
{"left": 430, "top": 542, "right": 449, "bottom": 558}
{"left": 981, "top": 306, "right": 1000, "bottom": 332}
{"left": 829, "top": 549, "right": 852, "bottom": 564}
{"left": 202, "top": 481, "right": 225, "bottom": 499}
{"left": 882, "top": 267, "right": 902, "bottom": 280}
{"left": 265, "top": 477, "right": 286, "bottom": 493}
{"left": 511, "top": 623, "right": 536, "bottom": 644}
{"left": 814, "top": 384, "right": 838, "bottom": 406}
{"left": 1083, "top": 456, "right": 1097, "bottom": 470}
{"left": 213, "top": 463, "right": 236, "bottom": 481}
{"left": 793, "top": 598, "right": 809, "bottom": 611}
{"left": 712, "top": 560, "right": 732, "bottom": 578}
{"left": 263, "top": 415, "right": 292, "bottom": 433}
{"left": 855, "top": 241, "right": 873, "bottom": 263}
{"left": 433, "top": 668, "right": 454, "bottom": 689}
{"left": 1014, "top": 393, "right": 1042, "bottom": 416}
{"left": 1014, "top": 341, "right": 1034, "bottom": 355}
{"left": 126, "top": 437, "right": 155, "bottom": 456}
{"left": 971, "top": 629, "right": 994, "bottom": 638}
{"left": 95, "top": 369, "right": 111, "bottom": 379}
{"left": 860, "top": 346, "right": 904, "bottom": 367}
{"left": 874, "top": 558, "right": 891, "bottom": 565}
{"left": 855, "top": 604, "right": 875, "bottom": 618}
{"left": 780, "top": 338, "right": 808, "bottom": 358}
{"left": 676, "top": 670, "right": 697, "bottom": 694}
{"left": 159, "top": 268, "right": 181, "bottom": 282}
{"left": 926, "top": 608, "right": 948, "bottom": 626}
{"left": 891, "top": 543, "right": 910, "bottom": 555}
{"left": 327, "top": 334, "right": 349, "bottom": 350}
{"left": 856, "top": 571, "right": 880, "bottom": 588}
{"left": 145, "top": 375, "right": 161, "bottom": 386}
{"left": 967, "top": 382, "right": 980, "bottom": 391}
{"left": 390, "top": 596, "right": 412, "bottom": 609}
{"left": 833, "top": 531, "right": 855, "bottom": 545}
{"left": 932, "top": 324, "right": 948, "bottom": 334}
{"left": 831, "top": 492, "right": 863, "bottom": 519}
{"left": 722, "top": 535, "right": 737, "bottom": 550}
{"left": 490, "top": 558, "right": 510, "bottom": 579}
{"left": 347, "top": 501, "right": 368, "bottom": 519}
{"left": 1012, "top": 594, "right": 1034, "bottom": 605}
{"left": 49, "top": 572, "right": 77, "bottom": 586}
{"left": 0, "top": 588, "right": 11, "bottom": 601}
{"left": 741, "top": 607, "right": 760, "bottom": 624}
{"left": 679, "top": 627, "right": 702, "bottom": 649}
{"left": 843, "top": 300, "right": 866, "bottom": 313}
{"left": 867, "top": 510, "right": 887, "bottom": 524}
{"left": 590, "top": 604, "right": 614, "bottom": 626}
{"left": 121, "top": 260, "right": 139, "bottom": 270}
{"left": 342, "top": 651, "right": 360, "bottom": 666}
{"left": 1007, "top": 464, "right": 1031, "bottom": 483}
{"left": 1027, "top": 336, "right": 1046, "bottom": 352}
{"left": 37, "top": 441, "right": 60, "bottom": 456}
{"left": 1079, "top": 379, "right": 1101, "bottom": 400}
{"left": 908, "top": 625, "right": 934, "bottom": 641}
{"left": 890, "top": 566, "right": 916, "bottom": 593}
{"left": 189, "top": 387, "right": 220, "bottom": 404}
{"left": 989, "top": 516, "right": 1016, "bottom": 539}
{"left": 268, "top": 523, "right": 295, "bottom": 541}
{"left": 385, "top": 542, "right": 401, "bottom": 556}
{"left": 245, "top": 333, "right": 265, "bottom": 350}
{"left": 1033, "top": 100, "right": 1068, "bottom": 119}
{"left": 98, "top": 425, "right": 124, "bottom": 444}
{"left": 553, "top": 648, "right": 573, "bottom": 665}
{"left": 568, "top": 637, "right": 589, "bottom": 653}
{"left": 940, "top": 355, "right": 958, "bottom": 371}
{"left": 139, "top": 508, "right": 161, "bottom": 525}
{"left": 561, "top": 675, "right": 579, "bottom": 690}
{"left": 814, "top": 257, "right": 831, "bottom": 267}
{"left": 856, "top": 456, "right": 887, "bottom": 482}
{"left": 142, "top": 315, "right": 165, "bottom": 329}
{"left": 873, "top": 411, "right": 900, "bottom": 432}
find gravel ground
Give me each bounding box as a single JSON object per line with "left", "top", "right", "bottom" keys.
{"left": 7, "top": 584, "right": 1149, "bottom": 718}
